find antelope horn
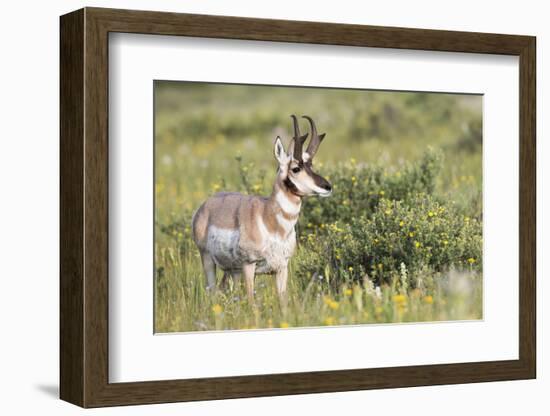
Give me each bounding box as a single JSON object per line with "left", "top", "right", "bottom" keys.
{"left": 302, "top": 115, "right": 326, "bottom": 159}
{"left": 290, "top": 114, "right": 308, "bottom": 161}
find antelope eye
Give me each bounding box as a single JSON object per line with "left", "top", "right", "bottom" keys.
{"left": 291, "top": 167, "right": 301, "bottom": 173}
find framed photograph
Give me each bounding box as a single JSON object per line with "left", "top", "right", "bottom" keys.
{"left": 60, "top": 7, "right": 536, "bottom": 408}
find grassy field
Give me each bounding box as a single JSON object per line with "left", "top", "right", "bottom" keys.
{"left": 154, "top": 81, "right": 483, "bottom": 333}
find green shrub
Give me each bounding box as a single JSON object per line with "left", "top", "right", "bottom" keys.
{"left": 298, "top": 147, "right": 443, "bottom": 231}
{"left": 293, "top": 194, "right": 482, "bottom": 287}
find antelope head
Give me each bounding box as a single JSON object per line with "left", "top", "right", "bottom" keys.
{"left": 273, "top": 115, "right": 332, "bottom": 198}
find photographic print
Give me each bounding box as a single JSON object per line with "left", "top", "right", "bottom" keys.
{"left": 154, "top": 81, "right": 483, "bottom": 333}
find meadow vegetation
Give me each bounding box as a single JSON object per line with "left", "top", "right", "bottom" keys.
{"left": 154, "top": 82, "right": 482, "bottom": 332}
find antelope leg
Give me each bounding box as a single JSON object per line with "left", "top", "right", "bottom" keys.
{"left": 242, "top": 263, "right": 256, "bottom": 302}
{"left": 200, "top": 251, "right": 217, "bottom": 292}
{"left": 220, "top": 271, "right": 230, "bottom": 290}
{"left": 275, "top": 267, "right": 289, "bottom": 307}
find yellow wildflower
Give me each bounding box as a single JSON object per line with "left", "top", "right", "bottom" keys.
{"left": 392, "top": 294, "right": 407, "bottom": 305}
{"left": 324, "top": 317, "right": 335, "bottom": 326}
{"left": 409, "top": 232, "right": 415, "bottom": 238}
{"left": 467, "top": 258, "right": 476, "bottom": 264}
{"left": 379, "top": 190, "right": 385, "bottom": 196}
{"left": 212, "top": 304, "right": 223, "bottom": 315}
{"left": 399, "top": 220, "right": 405, "bottom": 227}
{"left": 280, "top": 321, "right": 290, "bottom": 328}
{"left": 344, "top": 288, "right": 353, "bottom": 296}
{"left": 348, "top": 266, "right": 354, "bottom": 272}
{"left": 328, "top": 301, "right": 340, "bottom": 310}
{"left": 423, "top": 295, "right": 434, "bottom": 304}
{"left": 415, "top": 241, "right": 421, "bottom": 248}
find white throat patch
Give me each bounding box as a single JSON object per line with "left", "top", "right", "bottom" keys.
{"left": 275, "top": 190, "right": 300, "bottom": 215}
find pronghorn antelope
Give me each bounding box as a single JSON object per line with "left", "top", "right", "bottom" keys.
{"left": 191, "top": 115, "right": 332, "bottom": 303}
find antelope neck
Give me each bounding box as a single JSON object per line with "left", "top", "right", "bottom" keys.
{"left": 270, "top": 181, "right": 301, "bottom": 217}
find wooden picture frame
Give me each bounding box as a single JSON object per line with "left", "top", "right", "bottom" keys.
{"left": 60, "top": 7, "right": 536, "bottom": 408}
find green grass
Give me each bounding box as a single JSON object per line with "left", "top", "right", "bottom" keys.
{"left": 154, "top": 81, "right": 483, "bottom": 333}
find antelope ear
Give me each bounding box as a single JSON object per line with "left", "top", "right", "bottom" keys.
{"left": 273, "top": 136, "right": 288, "bottom": 165}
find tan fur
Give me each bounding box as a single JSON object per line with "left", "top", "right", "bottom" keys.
{"left": 192, "top": 117, "right": 331, "bottom": 303}
{"left": 192, "top": 179, "right": 299, "bottom": 250}
{"left": 191, "top": 174, "right": 302, "bottom": 303}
